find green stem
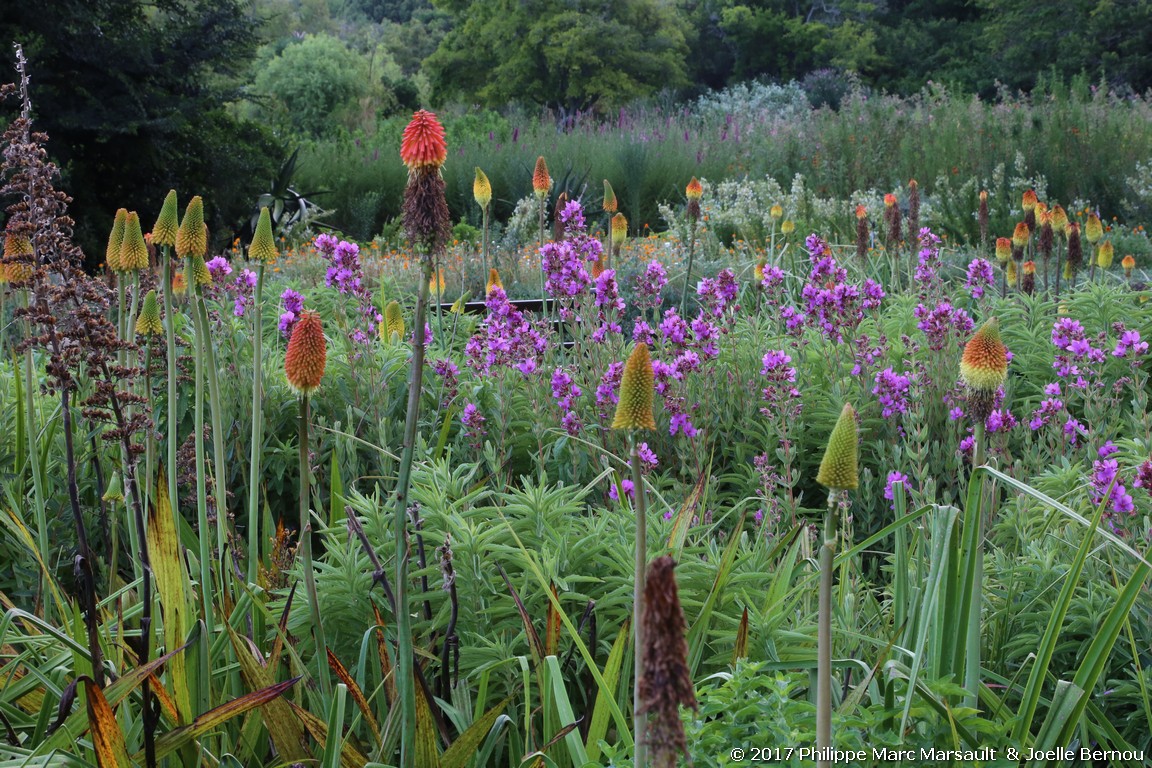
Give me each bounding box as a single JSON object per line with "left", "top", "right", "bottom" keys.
{"left": 188, "top": 257, "right": 215, "bottom": 710}
{"left": 481, "top": 205, "right": 490, "bottom": 281}
{"left": 22, "top": 290, "right": 49, "bottom": 611}
{"left": 538, "top": 198, "right": 547, "bottom": 303}
{"left": 817, "top": 489, "right": 840, "bottom": 766}
{"left": 246, "top": 264, "right": 266, "bottom": 587}
{"left": 194, "top": 290, "right": 229, "bottom": 577}
{"left": 299, "top": 394, "right": 330, "bottom": 698}
{"left": 162, "top": 250, "right": 180, "bottom": 540}
{"left": 629, "top": 434, "right": 648, "bottom": 768}
{"left": 964, "top": 422, "right": 987, "bottom": 709}
{"left": 393, "top": 251, "right": 435, "bottom": 768}
{"left": 679, "top": 220, "right": 698, "bottom": 317}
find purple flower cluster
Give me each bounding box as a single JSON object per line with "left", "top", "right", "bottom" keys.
{"left": 433, "top": 358, "right": 459, "bottom": 408}
{"left": 551, "top": 367, "right": 583, "bottom": 435}
{"left": 592, "top": 268, "right": 625, "bottom": 343}
{"left": 697, "top": 269, "right": 739, "bottom": 317}
{"left": 965, "top": 258, "right": 995, "bottom": 300}
{"left": 1112, "top": 326, "right": 1149, "bottom": 359}
{"left": 883, "top": 470, "right": 910, "bottom": 509}
{"left": 1029, "top": 388, "right": 1065, "bottom": 430}
{"left": 985, "top": 408, "right": 1017, "bottom": 433}
{"left": 279, "top": 289, "right": 304, "bottom": 338}
{"left": 596, "top": 361, "right": 625, "bottom": 421}
{"left": 1091, "top": 455, "right": 1135, "bottom": 515}
{"left": 539, "top": 201, "right": 602, "bottom": 319}
{"left": 872, "top": 367, "right": 911, "bottom": 418}
{"left": 914, "top": 228, "right": 942, "bottom": 287}
{"left": 460, "top": 402, "right": 486, "bottom": 446}
{"left": 914, "top": 301, "right": 973, "bottom": 351}
{"left": 1051, "top": 318, "right": 1104, "bottom": 386}
{"left": 232, "top": 268, "right": 258, "bottom": 317}
{"left": 206, "top": 256, "right": 232, "bottom": 279}
{"left": 800, "top": 234, "right": 877, "bottom": 342}
{"left": 314, "top": 234, "right": 383, "bottom": 350}
{"left": 465, "top": 287, "right": 548, "bottom": 377}
{"left": 759, "top": 350, "right": 802, "bottom": 420}
{"left": 634, "top": 260, "right": 667, "bottom": 313}
{"left": 1134, "top": 459, "right": 1152, "bottom": 491}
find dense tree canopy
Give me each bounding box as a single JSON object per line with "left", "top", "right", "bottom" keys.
{"left": 0, "top": 0, "right": 281, "bottom": 258}
{"left": 425, "top": 0, "right": 691, "bottom": 111}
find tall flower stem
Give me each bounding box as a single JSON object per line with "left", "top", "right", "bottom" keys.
{"left": 393, "top": 250, "right": 434, "bottom": 766}
{"left": 964, "top": 421, "right": 987, "bottom": 709}
{"left": 188, "top": 257, "right": 216, "bottom": 664}
{"left": 246, "top": 264, "right": 266, "bottom": 587}
{"left": 21, "top": 290, "right": 49, "bottom": 610}
{"left": 298, "top": 393, "right": 330, "bottom": 697}
{"left": 193, "top": 286, "right": 229, "bottom": 569}
{"left": 481, "top": 205, "right": 490, "bottom": 280}
{"left": 629, "top": 433, "right": 649, "bottom": 768}
{"left": 679, "top": 220, "right": 697, "bottom": 317}
{"left": 538, "top": 199, "right": 547, "bottom": 304}
{"left": 816, "top": 489, "right": 840, "bottom": 766}
{"left": 162, "top": 249, "right": 180, "bottom": 535}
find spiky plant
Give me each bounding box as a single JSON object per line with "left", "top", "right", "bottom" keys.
{"left": 958, "top": 317, "right": 1007, "bottom": 707}
{"left": 612, "top": 341, "right": 656, "bottom": 767}
{"left": 639, "top": 556, "right": 696, "bottom": 768}
{"left": 284, "top": 309, "right": 331, "bottom": 695}
{"left": 814, "top": 403, "right": 858, "bottom": 764}
{"left": 396, "top": 108, "right": 451, "bottom": 766}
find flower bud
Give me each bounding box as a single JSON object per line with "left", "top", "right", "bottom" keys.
{"left": 285, "top": 310, "right": 326, "bottom": 394}
{"left": 152, "top": 190, "right": 179, "bottom": 249}
{"left": 612, "top": 343, "right": 656, "bottom": 431}
{"left": 473, "top": 167, "right": 492, "bottom": 209}
{"left": 135, "top": 289, "right": 164, "bottom": 336}
{"left": 816, "top": 403, "right": 858, "bottom": 491}
{"left": 249, "top": 206, "right": 278, "bottom": 264}
{"left": 400, "top": 110, "right": 447, "bottom": 171}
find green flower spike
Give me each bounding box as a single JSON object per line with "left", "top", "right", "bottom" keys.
{"left": 120, "top": 211, "right": 150, "bottom": 272}
{"left": 106, "top": 208, "right": 128, "bottom": 272}
{"left": 612, "top": 342, "right": 656, "bottom": 431}
{"left": 135, "top": 290, "right": 164, "bottom": 336}
{"left": 249, "top": 206, "right": 278, "bottom": 264}
{"left": 816, "top": 403, "right": 859, "bottom": 491}
{"left": 176, "top": 196, "right": 207, "bottom": 259}
{"left": 151, "top": 190, "right": 179, "bottom": 249}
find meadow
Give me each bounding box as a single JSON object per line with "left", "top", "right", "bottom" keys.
{"left": 2, "top": 79, "right": 1152, "bottom": 768}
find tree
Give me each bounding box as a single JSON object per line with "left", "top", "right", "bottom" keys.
{"left": 254, "top": 34, "right": 374, "bottom": 137}
{"left": 425, "top": 0, "right": 690, "bottom": 112}
{"left": 0, "top": 0, "right": 281, "bottom": 259}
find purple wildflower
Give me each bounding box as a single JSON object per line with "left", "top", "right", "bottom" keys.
{"left": 965, "top": 258, "right": 995, "bottom": 299}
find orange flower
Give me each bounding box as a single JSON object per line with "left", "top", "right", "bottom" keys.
{"left": 1011, "top": 222, "right": 1030, "bottom": 248}
{"left": 960, "top": 318, "right": 1008, "bottom": 394}
{"left": 1123, "top": 254, "right": 1136, "bottom": 278}
{"left": 855, "top": 204, "right": 867, "bottom": 220}
{"left": 995, "top": 237, "right": 1012, "bottom": 263}
{"left": 1050, "top": 204, "right": 1069, "bottom": 234}
{"left": 1022, "top": 260, "right": 1036, "bottom": 275}
{"left": 285, "top": 310, "right": 326, "bottom": 395}
{"left": 1022, "top": 188, "right": 1038, "bottom": 211}
{"left": 171, "top": 271, "right": 187, "bottom": 296}
{"left": 884, "top": 193, "right": 897, "bottom": 208}
{"left": 611, "top": 213, "right": 628, "bottom": 246}
{"left": 685, "top": 177, "right": 703, "bottom": 201}
{"left": 486, "top": 268, "right": 503, "bottom": 294}
{"left": 532, "top": 156, "right": 551, "bottom": 198}
{"left": 400, "top": 109, "right": 447, "bottom": 171}
{"left": 1085, "top": 212, "right": 1103, "bottom": 243}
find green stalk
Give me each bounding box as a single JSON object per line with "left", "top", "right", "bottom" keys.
{"left": 143, "top": 338, "right": 155, "bottom": 527}
{"left": 679, "top": 219, "right": 698, "bottom": 317}
{"left": 629, "top": 434, "right": 648, "bottom": 768}
{"left": 188, "top": 257, "right": 216, "bottom": 712}
{"left": 193, "top": 289, "right": 229, "bottom": 575}
{"left": 538, "top": 197, "right": 547, "bottom": 303}
{"left": 964, "top": 422, "right": 987, "bottom": 709}
{"left": 22, "top": 290, "right": 49, "bottom": 611}
{"left": 162, "top": 250, "right": 179, "bottom": 536}
{"left": 299, "top": 393, "right": 331, "bottom": 698}
{"left": 246, "top": 263, "right": 266, "bottom": 587}
{"left": 816, "top": 488, "right": 840, "bottom": 766}
{"left": 481, "top": 205, "right": 490, "bottom": 280}
{"left": 393, "top": 251, "right": 435, "bottom": 767}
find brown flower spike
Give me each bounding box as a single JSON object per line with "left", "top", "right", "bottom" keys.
{"left": 640, "top": 556, "right": 697, "bottom": 768}
{"left": 612, "top": 342, "right": 656, "bottom": 431}
{"left": 285, "top": 310, "right": 326, "bottom": 395}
